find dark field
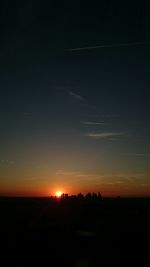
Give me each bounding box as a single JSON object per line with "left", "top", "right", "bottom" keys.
{"left": 0, "top": 197, "right": 150, "bottom": 266}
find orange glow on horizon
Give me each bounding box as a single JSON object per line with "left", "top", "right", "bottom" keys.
{"left": 0, "top": 182, "right": 150, "bottom": 198}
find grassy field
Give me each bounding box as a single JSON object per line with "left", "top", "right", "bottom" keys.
{"left": 0, "top": 197, "right": 150, "bottom": 266}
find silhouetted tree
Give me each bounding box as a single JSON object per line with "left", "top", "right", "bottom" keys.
{"left": 86, "top": 193, "right": 92, "bottom": 200}
{"left": 77, "top": 193, "right": 84, "bottom": 200}
{"left": 92, "top": 193, "right": 98, "bottom": 199}
{"left": 98, "top": 192, "right": 102, "bottom": 200}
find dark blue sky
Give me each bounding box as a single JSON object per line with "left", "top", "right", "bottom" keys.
{"left": 0, "top": 1, "right": 150, "bottom": 196}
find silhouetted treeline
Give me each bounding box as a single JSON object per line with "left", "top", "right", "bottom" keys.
{"left": 49, "top": 192, "right": 102, "bottom": 202}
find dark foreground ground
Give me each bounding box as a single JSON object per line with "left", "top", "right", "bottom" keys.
{"left": 0, "top": 197, "right": 150, "bottom": 266}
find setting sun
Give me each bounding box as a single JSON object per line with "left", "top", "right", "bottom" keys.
{"left": 55, "top": 191, "right": 63, "bottom": 198}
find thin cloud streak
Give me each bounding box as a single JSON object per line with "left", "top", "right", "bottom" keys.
{"left": 56, "top": 170, "right": 98, "bottom": 179}
{"left": 55, "top": 170, "right": 148, "bottom": 186}
{"left": 127, "top": 153, "right": 150, "bottom": 158}
{"left": 56, "top": 170, "right": 80, "bottom": 176}
{"left": 68, "top": 90, "right": 84, "bottom": 101}
{"left": 141, "top": 183, "right": 150, "bottom": 187}
{"left": 0, "top": 160, "right": 15, "bottom": 165}
{"left": 85, "top": 132, "right": 126, "bottom": 139}
{"left": 81, "top": 121, "right": 105, "bottom": 126}
{"left": 106, "top": 181, "right": 125, "bottom": 185}
{"left": 68, "top": 41, "right": 150, "bottom": 51}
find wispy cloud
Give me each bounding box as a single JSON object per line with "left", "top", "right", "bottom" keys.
{"left": 126, "top": 153, "right": 150, "bottom": 158}
{"left": 68, "top": 41, "right": 150, "bottom": 51}
{"left": 56, "top": 170, "right": 80, "bottom": 176}
{"left": 0, "top": 160, "right": 15, "bottom": 165}
{"left": 56, "top": 170, "right": 149, "bottom": 188}
{"left": 22, "top": 176, "right": 51, "bottom": 182}
{"left": 99, "top": 173, "right": 149, "bottom": 185}
{"left": 81, "top": 121, "right": 105, "bottom": 126}
{"left": 105, "top": 181, "right": 125, "bottom": 185}
{"left": 56, "top": 170, "right": 91, "bottom": 178}
{"left": 56, "top": 170, "right": 102, "bottom": 184}
{"left": 85, "top": 132, "right": 126, "bottom": 139}
{"left": 68, "top": 90, "right": 85, "bottom": 101}
{"left": 141, "top": 183, "right": 150, "bottom": 187}
{"left": 76, "top": 174, "right": 91, "bottom": 178}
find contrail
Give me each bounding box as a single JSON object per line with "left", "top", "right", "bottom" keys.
{"left": 68, "top": 41, "right": 150, "bottom": 51}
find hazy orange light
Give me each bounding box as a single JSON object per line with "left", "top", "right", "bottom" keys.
{"left": 55, "top": 191, "right": 63, "bottom": 198}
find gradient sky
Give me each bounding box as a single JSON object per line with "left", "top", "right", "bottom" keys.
{"left": 0, "top": 1, "right": 150, "bottom": 196}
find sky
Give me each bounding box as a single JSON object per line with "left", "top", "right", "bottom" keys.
{"left": 0, "top": 1, "right": 150, "bottom": 196}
